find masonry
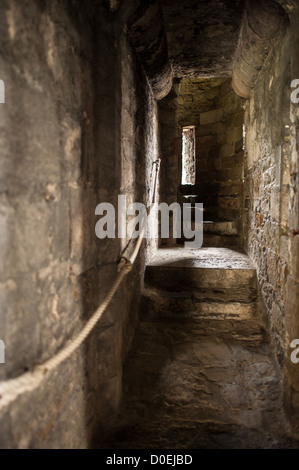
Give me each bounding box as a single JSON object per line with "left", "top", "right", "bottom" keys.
{"left": 0, "top": 0, "right": 298, "bottom": 449}
{"left": 0, "top": 0, "right": 159, "bottom": 448}
{"left": 243, "top": 7, "right": 299, "bottom": 434}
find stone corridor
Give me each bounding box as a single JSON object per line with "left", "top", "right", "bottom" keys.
{"left": 0, "top": 0, "right": 298, "bottom": 449}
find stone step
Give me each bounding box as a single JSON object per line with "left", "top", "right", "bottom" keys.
{"left": 141, "top": 286, "right": 258, "bottom": 321}
{"left": 143, "top": 247, "right": 260, "bottom": 330}
{"left": 143, "top": 284, "right": 257, "bottom": 303}
{"left": 178, "top": 218, "right": 240, "bottom": 248}
{"left": 181, "top": 212, "right": 238, "bottom": 235}
{"left": 202, "top": 233, "right": 240, "bottom": 248}
{"left": 145, "top": 248, "right": 257, "bottom": 291}
{"left": 203, "top": 221, "right": 238, "bottom": 236}
{"left": 145, "top": 265, "right": 256, "bottom": 291}
{"left": 178, "top": 233, "right": 239, "bottom": 249}
{"left": 137, "top": 319, "right": 267, "bottom": 347}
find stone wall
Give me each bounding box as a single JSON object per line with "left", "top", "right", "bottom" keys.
{"left": 0, "top": 0, "right": 159, "bottom": 448}
{"left": 243, "top": 3, "right": 299, "bottom": 437}
{"left": 158, "top": 81, "right": 180, "bottom": 245}
{"left": 178, "top": 78, "right": 245, "bottom": 239}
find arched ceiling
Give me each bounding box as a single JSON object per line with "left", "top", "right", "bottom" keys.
{"left": 161, "top": 0, "right": 245, "bottom": 79}
{"left": 119, "top": 0, "right": 290, "bottom": 100}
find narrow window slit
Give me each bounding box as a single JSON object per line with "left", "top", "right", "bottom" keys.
{"left": 182, "top": 125, "right": 196, "bottom": 185}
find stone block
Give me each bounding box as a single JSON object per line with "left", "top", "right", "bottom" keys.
{"left": 227, "top": 126, "right": 243, "bottom": 144}
{"left": 220, "top": 143, "right": 235, "bottom": 158}
{"left": 197, "top": 135, "right": 216, "bottom": 148}
{"left": 200, "top": 108, "right": 224, "bottom": 125}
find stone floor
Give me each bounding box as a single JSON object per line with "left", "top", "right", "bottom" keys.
{"left": 148, "top": 246, "right": 253, "bottom": 269}
{"left": 103, "top": 247, "right": 299, "bottom": 449}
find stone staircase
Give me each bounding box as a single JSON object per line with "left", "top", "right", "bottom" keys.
{"left": 104, "top": 247, "right": 297, "bottom": 449}
{"left": 142, "top": 247, "right": 265, "bottom": 344}
{"left": 178, "top": 194, "right": 241, "bottom": 248}
{"left": 178, "top": 218, "right": 240, "bottom": 248}
{"left": 202, "top": 220, "right": 239, "bottom": 248}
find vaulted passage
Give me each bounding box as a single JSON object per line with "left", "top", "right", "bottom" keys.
{"left": 0, "top": 0, "right": 298, "bottom": 449}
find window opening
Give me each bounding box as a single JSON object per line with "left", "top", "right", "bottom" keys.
{"left": 182, "top": 125, "right": 196, "bottom": 185}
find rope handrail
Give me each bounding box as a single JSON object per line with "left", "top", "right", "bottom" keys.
{"left": 0, "top": 159, "right": 161, "bottom": 412}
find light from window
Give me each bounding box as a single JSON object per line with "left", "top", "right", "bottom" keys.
{"left": 182, "top": 126, "right": 196, "bottom": 185}
{"left": 242, "top": 124, "right": 246, "bottom": 151}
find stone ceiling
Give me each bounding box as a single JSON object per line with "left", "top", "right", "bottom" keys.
{"left": 160, "top": 0, "right": 245, "bottom": 78}
{"left": 116, "top": 0, "right": 290, "bottom": 99}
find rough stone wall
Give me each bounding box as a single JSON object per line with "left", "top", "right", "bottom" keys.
{"left": 0, "top": 0, "right": 159, "bottom": 448}
{"left": 178, "top": 78, "right": 245, "bottom": 235}
{"left": 243, "top": 4, "right": 299, "bottom": 437}
{"left": 158, "top": 81, "right": 180, "bottom": 245}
